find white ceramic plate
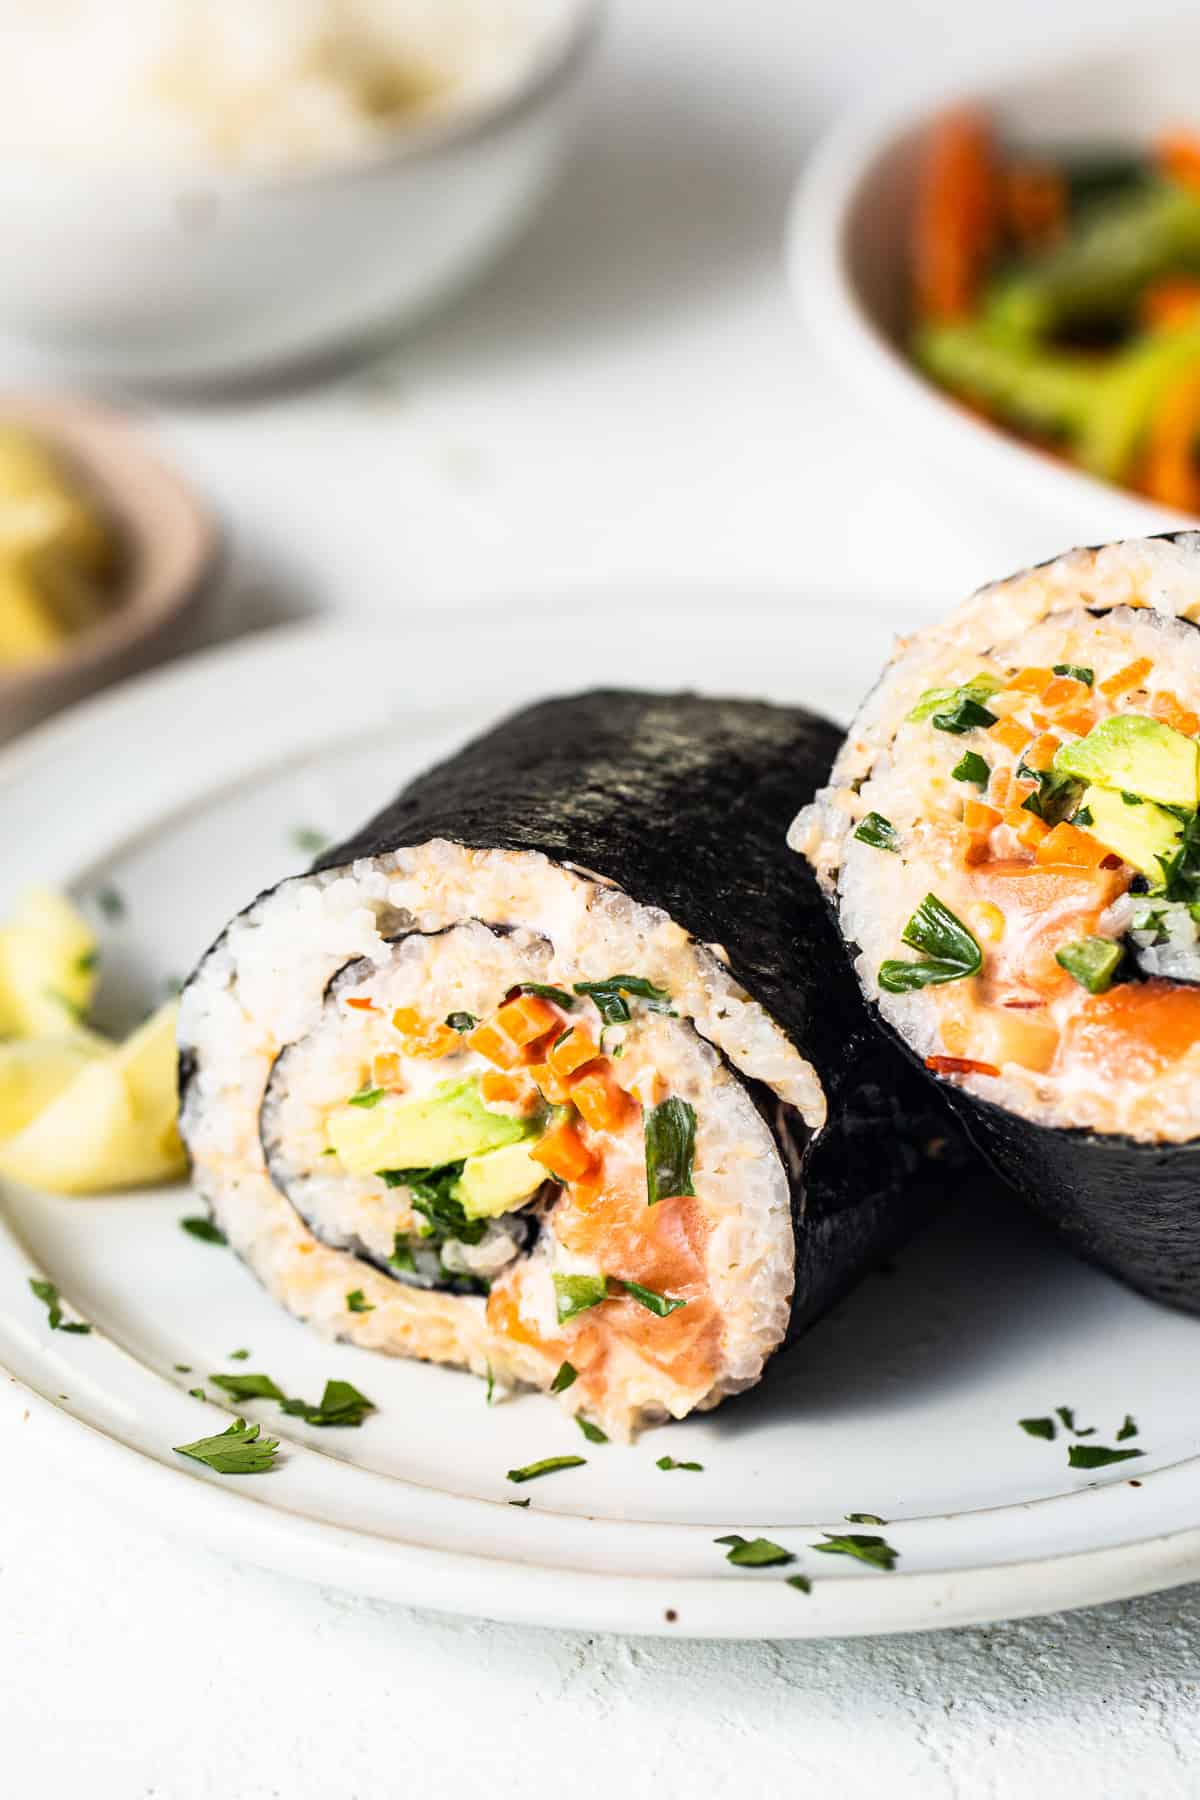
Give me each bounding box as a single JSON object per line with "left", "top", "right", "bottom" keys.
{"left": 4, "top": 599, "right": 1200, "bottom": 1641}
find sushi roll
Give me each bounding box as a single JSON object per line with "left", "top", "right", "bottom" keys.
{"left": 179, "top": 690, "right": 957, "bottom": 1438}
{"left": 793, "top": 533, "right": 1200, "bottom": 1311}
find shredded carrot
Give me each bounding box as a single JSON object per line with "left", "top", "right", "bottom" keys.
{"left": 548, "top": 1026, "right": 600, "bottom": 1081}
{"left": 1151, "top": 690, "right": 1200, "bottom": 736}
{"left": 1100, "top": 657, "right": 1153, "bottom": 699}
{"left": 568, "top": 1061, "right": 632, "bottom": 1134}
{"left": 495, "top": 993, "right": 561, "bottom": 1047}
{"left": 1035, "top": 823, "right": 1112, "bottom": 869}
{"left": 1008, "top": 666, "right": 1055, "bottom": 694}
{"left": 1057, "top": 704, "right": 1096, "bottom": 737}
{"left": 1140, "top": 276, "right": 1200, "bottom": 332}
{"left": 912, "top": 108, "right": 1000, "bottom": 322}
{"left": 989, "top": 715, "right": 1033, "bottom": 755}
{"left": 1136, "top": 362, "right": 1200, "bottom": 514}
{"left": 530, "top": 1119, "right": 596, "bottom": 1183}
{"left": 345, "top": 997, "right": 377, "bottom": 1013}
{"left": 926, "top": 1054, "right": 1001, "bottom": 1078}
{"left": 1038, "top": 673, "right": 1089, "bottom": 712}
{"left": 1001, "top": 163, "right": 1065, "bottom": 250}
{"left": 1159, "top": 129, "right": 1200, "bottom": 195}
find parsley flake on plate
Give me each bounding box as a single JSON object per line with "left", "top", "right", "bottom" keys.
{"left": 715, "top": 1534, "right": 794, "bottom": 1568}
{"left": 1068, "top": 1443, "right": 1144, "bottom": 1470}
{"left": 845, "top": 1512, "right": 888, "bottom": 1525}
{"left": 1020, "top": 1417, "right": 1057, "bottom": 1440}
{"left": 812, "top": 1533, "right": 899, "bottom": 1572}
{"left": 180, "top": 1215, "right": 226, "bottom": 1245}
{"left": 210, "top": 1372, "right": 286, "bottom": 1404}
{"left": 1117, "top": 1415, "right": 1139, "bottom": 1441}
{"left": 550, "top": 1360, "right": 578, "bottom": 1394}
{"left": 291, "top": 827, "right": 330, "bottom": 856}
{"left": 657, "top": 1456, "right": 703, "bottom": 1472}
{"left": 786, "top": 1575, "right": 813, "bottom": 1594}
{"left": 576, "top": 1415, "right": 608, "bottom": 1444}
{"left": 280, "top": 1379, "right": 376, "bottom": 1428}
{"left": 506, "top": 1456, "right": 587, "bottom": 1484}
{"left": 28, "top": 1278, "right": 91, "bottom": 1334}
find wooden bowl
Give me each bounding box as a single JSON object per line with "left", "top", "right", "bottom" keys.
{"left": 0, "top": 395, "right": 220, "bottom": 742}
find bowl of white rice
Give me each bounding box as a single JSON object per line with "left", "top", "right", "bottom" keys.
{"left": 0, "top": 0, "right": 599, "bottom": 385}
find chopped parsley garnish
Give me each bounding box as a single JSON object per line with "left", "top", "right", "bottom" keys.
{"left": 1053, "top": 663, "right": 1094, "bottom": 686}
{"left": 572, "top": 975, "right": 674, "bottom": 1026}
{"left": 907, "top": 674, "right": 1000, "bottom": 729}
{"left": 445, "top": 1011, "right": 477, "bottom": 1033}
{"left": 931, "top": 693, "right": 998, "bottom": 734}
{"left": 379, "top": 1163, "right": 486, "bottom": 1246}
{"left": 1156, "top": 809, "right": 1200, "bottom": 902}
{"left": 1068, "top": 1443, "right": 1144, "bottom": 1470}
{"left": 1117, "top": 1415, "right": 1139, "bottom": 1441}
{"left": 644, "top": 1098, "right": 696, "bottom": 1206}
{"left": 188, "top": 1388, "right": 207, "bottom": 1401}
{"left": 952, "top": 751, "right": 990, "bottom": 787}
{"left": 174, "top": 1417, "right": 279, "bottom": 1474}
{"left": 813, "top": 1532, "right": 899, "bottom": 1572}
{"left": 516, "top": 982, "right": 576, "bottom": 1008}
{"left": 174, "top": 1363, "right": 192, "bottom": 1374}
{"left": 229, "top": 1348, "right": 250, "bottom": 1361}
{"left": 621, "top": 1280, "right": 687, "bottom": 1317}
{"left": 210, "top": 1372, "right": 286, "bottom": 1403}
{"left": 506, "top": 1455, "right": 587, "bottom": 1484}
{"left": 1056, "top": 1405, "right": 1077, "bottom": 1430}
{"left": 181, "top": 1215, "right": 227, "bottom": 1245}
{"left": 657, "top": 1456, "right": 703, "bottom": 1472}
{"left": 1056, "top": 936, "right": 1122, "bottom": 994}
{"left": 878, "top": 894, "right": 982, "bottom": 994}
{"left": 390, "top": 1237, "right": 416, "bottom": 1273}
{"left": 550, "top": 1360, "right": 578, "bottom": 1393}
{"left": 28, "top": 1278, "right": 91, "bottom": 1334}
{"left": 348, "top": 1085, "right": 385, "bottom": 1109}
{"left": 291, "top": 827, "right": 330, "bottom": 856}
{"left": 346, "top": 1290, "right": 374, "bottom": 1313}
{"left": 786, "top": 1575, "right": 813, "bottom": 1594}
{"left": 279, "top": 1379, "right": 376, "bottom": 1428}
{"left": 1020, "top": 1417, "right": 1056, "bottom": 1440}
{"left": 96, "top": 886, "right": 125, "bottom": 920}
{"left": 715, "top": 1534, "right": 794, "bottom": 1568}
{"left": 845, "top": 1512, "right": 887, "bottom": 1525}
{"left": 509, "top": 1497, "right": 531, "bottom": 1508}
{"left": 75, "top": 947, "right": 100, "bottom": 976}
{"left": 553, "top": 1273, "right": 609, "bottom": 1322}
{"left": 1020, "top": 768, "right": 1083, "bottom": 825}
{"left": 485, "top": 1364, "right": 495, "bottom": 1406}
{"left": 1072, "top": 804, "right": 1094, "bottom": 826}
{"left": 853, "top": 812, "right": 900, "bottom": 852}
{"left": 576, "top": 1415, "right": 608, "bottom": 1444}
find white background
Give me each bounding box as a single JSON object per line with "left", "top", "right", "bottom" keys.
{"left": 7, "top": 1, "right": 1200, "bottom": 1795}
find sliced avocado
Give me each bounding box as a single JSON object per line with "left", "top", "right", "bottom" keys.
{"left": 458, "top": 1140, "right": 547, "bottom": 1219}
{"left": 1077, "top": 784, "right": 1185, "bottom": 878}
{"left": 328, "top": 1077, "right": 528, "bottom": 1175}
{"left": 1054, "top": 715, "right": 1199, "bottom": 808}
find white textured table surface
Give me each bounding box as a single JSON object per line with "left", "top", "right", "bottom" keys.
{"left": 7, "top": 2, "right": 1200, "bottom": 1794}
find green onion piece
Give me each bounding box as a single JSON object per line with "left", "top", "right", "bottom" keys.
{"left": 952, "top": 751, "right": 990, "bottom": 786}
{"left": 657, "top": 1455, "right": 704, "bottom": 1472}
{"left": 907, "top": 674, "right": 1001, "bottom": 724}
{"left": 1055, "top": 936, "right": 1122, "bottom": 994}
{"left": 506, "top": 1455, "right": 587, "bottom": 1484}
{"left": 853, "top": 811, "right": 900, "bottom": 851}
{"left": 348, "top": 1085, "right": 384, "bottom": 1109}
{"left": 715, "top": 1534, "right": 794, "bottom": 1568}
{"left": 932, "top": 695, "right": 998, "bottom": 735}
{"left": 812, "top": 1533, "right": 898, "bottom": 1572}
{"left": 644, "top": 1097, "right": 696, "bottom": 1205}
{"left": 878, "top": 894, "right": 982, "bottom": 994}
{"left": 550, "top": 1360, "right": 578, "bottom": 1393}
{"left": 572, "top": 975, "right": 673, "bottom": 1025}
{"left": 516, "top": 983, "right": 576, "bottom": 1008}
{"left": 1019, "top": 1417, "right": 1057, "bottom": 1441}
{"left": 621, "top": 1280, "right": 687, "bottom": 1317}
{"left": 1067, "top": 1443, "right": 1144, "bottom": 1470}
{"left": 1052, "top": 664, "right": 1094, "bottom": 686}
{"left": 390, "top": 1237, "right": 416, "bottom": 1273}
{"left": 553, "top": 1273, "right": 609, "bottom": 1322}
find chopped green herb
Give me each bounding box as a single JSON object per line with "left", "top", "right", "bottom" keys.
{"left": 181, "top": 1215, "right": 227, "bottom": 1245}
{"left": 516, "top": 983, "right": 576, "bottom": 1008}
{"left": 853, "top": 812, "right": 900, "bottom": 852}
{"left": 174, "top": 1363, "right": 192, "bottom": 1374}
{"left": 907, "top": 674, "right": 1001, "bottom": 727}
{"left": 1068, "top": 1443, "right": 1144, "bottom": 1469}
{"left": 573, "top": 975, "right": 674, "bottom": 1026}
{"left": 845, "top": 1512, "right": 888, "bottom": 1525}
{"left": 621, "top": 1280, "right": 687, "bottom": 1317}
{"left": 644, "top": 1097, "right": 696, "bottom": 1205}
{"left": 348, "top": 1085, "right": 384, "bottom": 1109}
{"left": 279, "top": 1379, "right": 376, "bottom": 1429}
{"left": 878, "top": 894, "right": 983, "bottom": 994}
{"left": 813, "top": 1533, "right": 899, "bottom": 1572}
{"left": 44, "top": 986, "right": 85, "bottom": 1024}
{"left": 228, "top": 1348, "right": 250, "bottom": 1361}
{"left": 715, "top": 1534, "right": 794, "bottom": 1568}
{"left": 346, "top": 1290, "right": 374, "bottom": 1314}
{"left": 1056, "top": 936, "right": 1123, "bottom": 994}
{"left": 75, "top": 947, "right": 100, "bottom": 976}
{"left": 932, "top": 694, "right": 998, "bottom": 735}
{"left": 506, "top": 1455, "right": 587, "bottom": 1484}
{"left": 380, "top": 1163, "right": 486, "bottom": 1246}
{"left": 96, "top": 886, "right": 125, "bottom": 920}
{"left": 28, "top": 1278, "right": 91, "bottom": 1334}
{"left": 1020, "top": 768, "right": 1084, "bottom": 825}
{"left": 174, "top": 1417, "right": 279, "bottom": 1474}
{"left": 1072, "top": 804, "right": 1094, "bottom": 826}
{"left": 509, "top": 1497, "right": 531, "bottom": 1508}
{"left": 209, "top": 1372, "right": 286, "bottom": 1404}
{"left": 1117, "top": 1415, "right": 1139, "bottom": 1441}
{"left": 657, "top": 1456, "right": 703, "bottom": 1472}
{"left": 952, "top": 750, "right": 990, "bottom": 787}
{"left": 1156, "top": 809, "right": 1200, "bottom": 903}
{"left": 550, "top": 1360, "right": 578, "bottom": 1394}
{"left": 786, "top": 1575, "right": 813, "bottom": 1594}
{"left": 1020, "top": 1417, "right": 1057, "bottom": 1440}
{"left": 1121, "top": 790, "right": 1144, "bottom": 806}
{"left": 485, "top": 1363, "right": 495, "bottom": 1406}
{"left": 1056, "top": 1405, "right": 1076, "bottom": 1430}
{"left": 553, "top": 1273, "right": 609, "bottom": 1322}
{"left": 291, "top": 827, "right": 330, "bottom": 856}
{"left": 1053, "top": 664, "right": 1094, "bottom": 686}
{"left": 444, "top": 1011, "right": 477, "bottom": 1033}
{"left": 188, "top": 1388, "right": 207, "bottom": 1402}
{"left": 390, "top": 1237, "right": 416, "bottom": 1273}
{"left": 576, "top": 1415, "right": 608, "bottom": 1443}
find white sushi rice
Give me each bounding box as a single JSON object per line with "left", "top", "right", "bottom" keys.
{"left": 791, "top": 537, "right": 1200, "bottom": 1144}
{"left": 180, "top": 839, "right": 819, "bottom": 1437}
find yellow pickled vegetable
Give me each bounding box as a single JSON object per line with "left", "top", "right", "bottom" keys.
{"left": 0, "top": 426, "right": 118, "bottom": 670}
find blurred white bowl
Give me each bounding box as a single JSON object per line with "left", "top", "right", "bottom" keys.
{"left": 0, "top": 0, "right": 599, "bottom": 388}
{"left": 789, "top": 34, "right": 1200, "bottom": 537}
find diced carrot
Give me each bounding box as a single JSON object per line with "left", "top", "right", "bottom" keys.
{"left": 548, "top": 1026, "right": 600, "bottom": 1081}
{"left": 1099, "top": 657, "right": 1153, "bottom": 699}
{"left": 1158, "top": 129, "right": 1200, "bottom": 195}
{"left": 525, "top": 1061, "right": 570, "bottom": 1105}
{"left": 1038, "top": 674, "right": 1089, "bottom": 711}
{"left": 1034, "top": 823, "right": 1111, "bottom": 869}
{"left": 925, "top": 1054, "right": 1000, "bottom": 1078}
{"left": 345, "top": 997, "right": 377, "bottom": 1013}
{"left": 963, "top": 799, "right": 1001, "bottom": 835}
{"left": 1023, "top": 732, "right": 1061, "bottom": 772}
{"left": 530, "top": 1119, "right": 596, "bottom": 1184}
{"left": 1007, "top": 665, "right": 1055, "bottom": 694}
{"left": 912, "top": 108, "right": 1000, "bottom": 322}
{"left": 1136, "top": 361, "right": 1200, "bottom": 513}
{"left": 1057, "top": 704, "right": 1096, "bottom": 737}
{"left": 1013, "top": 810, "right": 1049, "bottom": 850}
{"left": 465, "top": 1019, "right": 522, "bottom": 1068}
{"left": 495, "top": 993, "right": 561, "bottom": 1047}
{"left": 480, "top": 1070, "right": 534, "bottom": 1108}
{"left": 390, "top": 1006, "right": 457, "bottom": 1059}
{"left": 372, "top": 1053, "right": 403, "bottom": 1087}
{"left": 989, "top": 716, "right": 1033, "bottom": 754}
{"left": 1028, "top": 711, "right": 1049, "bottom": 729}
{"left": 630, "top": 1068, "right": 667, "bottom": 1109}
{"left": 988, "top": 766, "right": 1012, "bottom": 807}
{"left": 1002, "top": 163, "right": 1065, "bottom": 250}
{"left": 568, "top": 1060, "right": 632, "bottom": 1134}
{"left": 1140, "top": 276, "right": 1200, "bottom": 332}
{"left": 1151, "top": 690, "right": 1200, "bottom": 736}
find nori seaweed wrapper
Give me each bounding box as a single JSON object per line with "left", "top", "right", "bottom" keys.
{"left": 315, "top": 689, "right": 965, "bottom": 1340}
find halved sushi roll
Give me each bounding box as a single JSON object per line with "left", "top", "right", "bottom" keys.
{"left": 180, "top": 690, "right": 957, "bottom": 1437}
{"left": 794, "top": 534, "right": 1200, "bottom": 1310}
